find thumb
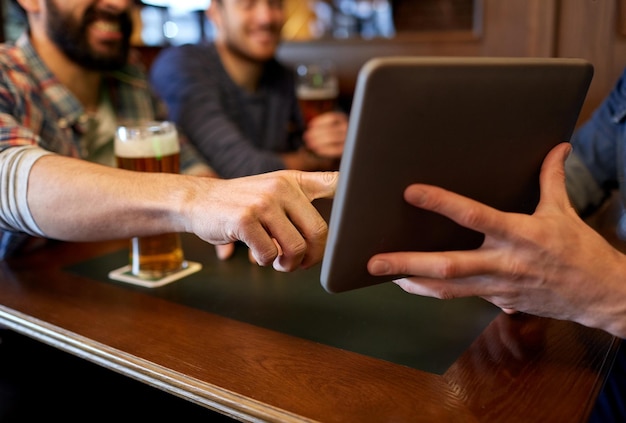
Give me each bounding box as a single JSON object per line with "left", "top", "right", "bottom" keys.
{"left": 536, "top": 143, "right": 572, "bottom": 212}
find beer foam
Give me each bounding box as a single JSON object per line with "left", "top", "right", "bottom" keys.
{"left": 115, "top": 129, "right": 179, "bottom": 158}
{"left": 296, "top": 86, "right": 339, "bottom": 100}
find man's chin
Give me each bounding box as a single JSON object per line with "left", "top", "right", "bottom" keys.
{"left": 249, "top": 47, "right": 279, "bottom": 63}
{"left": 80, "top": 52, "right": 128, "bottom": 71}
{"left": 87, "top": 43, "right": 129, "bottom": 69}
{"left": 91, "top": 39, "right": 127, "bottom": 56}
{"left": 224, "top": 41, "right": 277, "bottom": 64}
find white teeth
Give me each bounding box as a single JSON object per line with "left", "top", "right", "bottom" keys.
{"left": 93, "top": 21, "right": 120, "bottom": 32}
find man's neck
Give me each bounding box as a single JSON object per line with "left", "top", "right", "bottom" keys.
{"left": 30, "top": 31, "right": 102, "bottom": 112}
{"left": 215, "top": 42, "right": 265, "bottom": 93}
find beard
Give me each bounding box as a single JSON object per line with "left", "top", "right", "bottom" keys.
{"left": 45, "top": 0, "right": 133, "bottom": 72}
{"left": 224, "top": 38, "right": 267, "bottom": 65}
{"left": 221, "top": 20, "right": 282, "bottom": 64}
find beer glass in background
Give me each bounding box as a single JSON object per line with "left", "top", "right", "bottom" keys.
{"left": 114, "top": 121, "right": 186, "bottom": 279}
{"left": 296, "top": 61, "right": 339, "bottom": 125}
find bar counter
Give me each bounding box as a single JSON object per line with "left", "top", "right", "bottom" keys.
{"left": 0, "top": 199, "right": 621, "bottom": 421}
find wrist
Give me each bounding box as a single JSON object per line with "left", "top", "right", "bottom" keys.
{"left": 581, "top": 250, "right": 626, "bottom": 338}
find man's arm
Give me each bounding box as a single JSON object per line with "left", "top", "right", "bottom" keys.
{"left": 279, "top": 111, "right": 348, "bottom": 172}
{"left": 25, "top": 153, "right": 337, "bottom": 271}
{"left": 565, "top": 68, "right": 626, "bottom": 215}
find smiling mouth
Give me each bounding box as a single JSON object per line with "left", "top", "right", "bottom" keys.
{"left": 91, "top": 20, "right": 122, "bottom": 39}
{"left": 251, "top": 30, "right": 280, "bottom": 43}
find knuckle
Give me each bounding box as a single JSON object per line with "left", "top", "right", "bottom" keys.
{"left": 286, "top": 239, "right": 307, "bottom": 258}
{"left": 309, "top": 220, "right": 328, "bottom": 240}
{"left": 460, "top": 205, "right": 485, "bottom": 228}
{"left": 236, "top": 207, "right": 260, "bottom": 227}
{"left": 262, "top": 171, "right": 294, "bottom": 193}
{"left": 505, "top": 261, "right": 525, "bottom": 281}
{"left": 437, "top": 256, "right": 458, "bottom": 279}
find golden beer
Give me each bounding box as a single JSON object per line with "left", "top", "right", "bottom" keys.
{"left": 297, "top": 89, "right": 338, "bottom": 125}
{"left": 130, "top": 232, "right": 184, "bottom": 278}
{"left": 115, "top": 152, "right": 180, "bottom": 173}
{"left": 115, "top": 122, "right": 186, "bottom": 279}
{"left": 296, "top": 62, "right": 339, "bottom": 125}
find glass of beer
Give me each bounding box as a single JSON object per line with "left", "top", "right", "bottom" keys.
{"left": 114, "top": 121, "right": 186, "bottom": 279}
{"left": 296, "top": 61, "right": 339, "bottom": 125}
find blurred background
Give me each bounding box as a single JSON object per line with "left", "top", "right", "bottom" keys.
{"left": 1, "top": 0, "right": 475, "bottom": 45}
{"left": 2, "top": 0, "right": 626, "bottom": 124}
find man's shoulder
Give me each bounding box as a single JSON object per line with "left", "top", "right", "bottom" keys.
{"left": 0, "top": 42, "right": 28, "bottom": 72}
{"left": 0, "top": 42, "right": 40, "bottom": 94}
{"left": 150, "top": 43, "right": 221, "bottom": 86}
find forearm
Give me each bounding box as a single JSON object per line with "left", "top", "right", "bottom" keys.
{"left": 27, "top": 154, "right": 194, "bottom": 241}
{"left": 579, "top": 248, "right": 626, "bottom": 339}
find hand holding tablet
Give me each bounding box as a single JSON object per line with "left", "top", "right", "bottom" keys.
{"left": 320, "top": 56, "right": 593, "bottom": 293}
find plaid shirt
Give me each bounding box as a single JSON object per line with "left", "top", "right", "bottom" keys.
{"left": 0, "top": 33, "right": 166, "bottom": 156}
{"left": 0, "top": 34, "right": 206, "bottom": 258}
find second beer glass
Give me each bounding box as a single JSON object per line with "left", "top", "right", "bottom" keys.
{"left": 296, "top": 61, "right": 339, "bottom": 125}
{"left": 114, "top": 121, "right": 186, "bottom": 279}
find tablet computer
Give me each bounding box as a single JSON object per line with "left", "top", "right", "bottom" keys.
{"left": 320, "top": 56, "right": 593, "bottom": 293}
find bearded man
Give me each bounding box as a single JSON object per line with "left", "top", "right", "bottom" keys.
{"left": 0, "top": 0, "right": 218, "bottom": 257}
{"left": 0, "top": 0, "right": 337, "bottom": 268}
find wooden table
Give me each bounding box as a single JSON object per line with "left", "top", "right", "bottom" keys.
{"left": 0, "top": 220, "right": 619, "bottom": 422}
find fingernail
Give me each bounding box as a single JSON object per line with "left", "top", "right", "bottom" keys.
{"left": 369, "top": 259, "right": 390, "bottom": 275}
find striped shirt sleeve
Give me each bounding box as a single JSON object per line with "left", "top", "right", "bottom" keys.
{"left": 0, "top": 145, "right": 52, "bottom": 236}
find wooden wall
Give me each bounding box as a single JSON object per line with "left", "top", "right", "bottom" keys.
{"left": 557, "top": 0, "right": 626, "bottom": 123}
{"left": 278, "top": 0, "right": 626, "bottom": 124}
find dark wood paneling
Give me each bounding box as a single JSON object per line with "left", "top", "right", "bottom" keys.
{"left": 392, "top": 0, "right": 475, "bottom": 32}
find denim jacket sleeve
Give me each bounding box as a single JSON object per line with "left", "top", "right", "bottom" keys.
{"left": 566, "top": 68, "right": 626, "bottom": 215}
